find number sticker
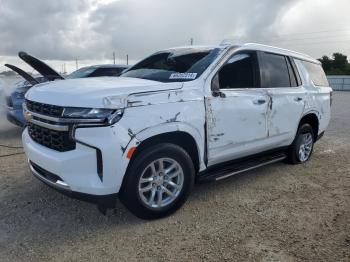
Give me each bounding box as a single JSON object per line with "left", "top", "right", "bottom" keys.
{"left": 169, "top": 73, "right": 197, "bottom": 80}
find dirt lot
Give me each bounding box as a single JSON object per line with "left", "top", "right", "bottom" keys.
{"left": 0, "top": 92, "right": 349, "bottom": 262}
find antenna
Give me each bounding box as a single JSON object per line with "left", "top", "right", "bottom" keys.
{"left": 113, "top": 52, "right": 116, "bottom": 64}
{"left": 75, "top": 58, "right": 78, "bottom": 70}
{"left": 126, "top": 54, "right": 129, "bottom": 65}
{"left": 219, "top": 39, "right": 233, "bottom": 46}
{"left": 190, "top": 38, "right": 194, "bottom": 45}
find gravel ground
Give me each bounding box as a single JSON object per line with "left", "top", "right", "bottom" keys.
{"left": 0, "top": 92, "right": 349, "bottom": 262}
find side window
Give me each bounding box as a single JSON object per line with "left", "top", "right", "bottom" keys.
{"left": 289, "top": 57, "right": 302, "bottom": 86}
{"left": 286, "top": 57, "right": 297, "bottom": 87}
{"left": 262, "top": 52, "right": 291, "bottom": 87}
{"left": 89, "top": 68, "right": 123, "bottom": 77}
{"left": 216, "top": 52, "right": 258, "bottom": 89}
{"left": 302, "top": 61, "right": 329, "bottom": 86}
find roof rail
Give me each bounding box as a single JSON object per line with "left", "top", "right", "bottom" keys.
{"left": 243, "top": 43, "right": 314, "bottom": 60}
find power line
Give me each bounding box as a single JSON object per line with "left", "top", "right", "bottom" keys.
{"left": 277, "top": 40, "right": 350, "bottom": 46}
{"left": 269, "top": 28, "right": 350, "bottom": 38}
{"left": 267, "top": 34, "right": 350, "bottom": 42}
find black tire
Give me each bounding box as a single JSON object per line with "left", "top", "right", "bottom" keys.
{"left": 287, "top": 123, "right": 315, "bottom": 164}
{"left": 119, "top": 143, "right": 195, "bottom": 219}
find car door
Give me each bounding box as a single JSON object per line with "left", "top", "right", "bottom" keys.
{"left": 259, "top": 52, "right": 306, "bottom": 147}
{"left": 206, "top": 51, "right": 270, "bottom": 166}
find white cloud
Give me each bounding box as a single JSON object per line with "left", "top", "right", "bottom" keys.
{"left": 0, "top": 0, "right": 348, "bottom": 73}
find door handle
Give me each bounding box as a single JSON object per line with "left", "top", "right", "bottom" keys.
{"left": 294, "top": 97, "right": 303, "bottom": 102}
{"left": 253, "top": 99, "right": 266, "bottom": 105}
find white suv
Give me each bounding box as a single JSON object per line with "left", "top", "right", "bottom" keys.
{"left": 22, "top": 43, "right": 332, "bottom": 219}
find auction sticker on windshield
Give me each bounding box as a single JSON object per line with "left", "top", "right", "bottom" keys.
{"left": 169, "top": 73, "right": 197, "bottom": 80}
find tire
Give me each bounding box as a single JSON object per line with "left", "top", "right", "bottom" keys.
{"left": 119, "top": 143, "right": 195, "bottom": 219}
{"left": 287, "top": 123, "right": 315, "bottom": 164}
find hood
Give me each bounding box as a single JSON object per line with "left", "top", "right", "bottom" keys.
{"left": 5, "top": 64, "right": 39, "bottom": 86}
{"left": 19, "top": 51, "right": 64, "bottom": 81}
{"left": 25, "top": 77, "right": 183, "bottom": 108}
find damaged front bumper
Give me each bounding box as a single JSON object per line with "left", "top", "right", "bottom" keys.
{"left": 28, "top": 160, "right": 117, "bottom": 207}
{"left": 22, "top": 123, "right": 138, "bottom": 204}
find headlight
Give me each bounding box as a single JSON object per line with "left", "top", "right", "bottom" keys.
{"left": 62, "top": 107, "right": 123, "bottom": 125}
{"left": 63, "top": 107, "right": 114, "bottom": 119}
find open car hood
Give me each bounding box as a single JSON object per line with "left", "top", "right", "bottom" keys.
{"left": 4, "top": 64, "right": 39, "bottom": 86}
{"left": 19, "top": 51, "right": 64, "bottom": 81}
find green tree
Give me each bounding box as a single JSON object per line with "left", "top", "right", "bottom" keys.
{"left": 318, "top": 56, "right": 333, "bottom": 72}
{"left": 319, "top": 52, "right": 350, "bottom": 75}
{"left": 332, "top": 53, "right": 348, "bottom": 70}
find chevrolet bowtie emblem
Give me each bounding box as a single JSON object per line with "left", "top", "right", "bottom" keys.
{"left": 24, "top": 110, "right": 32, "bottom": 122}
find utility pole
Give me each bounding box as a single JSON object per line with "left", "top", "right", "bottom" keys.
{"left": 190, "top": 38, "right": 194, "bottom": 45}
{"left": 126, "top": 54, "right": 129, "bottom": 65}
{"left": 75, "top": 58, "right": 78, "bottom": 70}
{"left": 113, "top": 52, "right": 116, "bottom": 64}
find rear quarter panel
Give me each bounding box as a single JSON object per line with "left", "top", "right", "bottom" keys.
{"left": 294, "top": 59, "right": 332, "bottom": 135}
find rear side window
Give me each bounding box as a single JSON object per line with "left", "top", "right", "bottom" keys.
{"left": 302, "top": 61, "right": 329, "bottom": 86}
{"left": 262, "top": 52, "right": 291, "bottom": 87}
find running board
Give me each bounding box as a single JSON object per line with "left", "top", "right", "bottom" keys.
{"left": 197, "top": 152, "right": 287, "bottom": 183}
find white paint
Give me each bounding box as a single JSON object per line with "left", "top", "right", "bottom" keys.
{"left": 22, "top": 43, "right": 332, "bottom": 197}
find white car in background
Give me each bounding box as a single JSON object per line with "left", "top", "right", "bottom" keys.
{"left": 22, "top": 43, "right": 332, "bottom": 219}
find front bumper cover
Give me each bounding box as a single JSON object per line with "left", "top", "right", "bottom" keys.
{"left": 29, "top": 160, "right": 117, "bottom": 208}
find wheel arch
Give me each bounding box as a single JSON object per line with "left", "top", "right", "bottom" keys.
{"left": 299, "top": 112, "right": 319, "bottom": 141}
{"left": 126, "top": 122, "right": 205, "bottom": 174}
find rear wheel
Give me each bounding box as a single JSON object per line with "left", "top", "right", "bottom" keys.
{"left": 287, "top": 123, "right": 315, "bottom": 164}
{"left": 120, "top": 143, "right": 195, "bottom": 219}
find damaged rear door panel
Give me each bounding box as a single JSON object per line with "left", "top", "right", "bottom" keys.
{"left": 258, "top": 52, "right": 307, "bottom": 147}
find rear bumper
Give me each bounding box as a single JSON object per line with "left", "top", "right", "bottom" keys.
{"left": 29, "top": 160, "right": 117, "bottom": 207}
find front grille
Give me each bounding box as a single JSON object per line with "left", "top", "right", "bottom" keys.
{"left": 28, "top": 123, "right": 76, "bottom": 152}
{"left": 26, "top": 99, "right": 64, "bottom": 118}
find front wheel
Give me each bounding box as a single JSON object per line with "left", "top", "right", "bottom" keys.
{"left": 287, "top": 123, "right": 315, "bottom": 164}
{"left": 119, "top": 143, "right": 195, "bottom": 219}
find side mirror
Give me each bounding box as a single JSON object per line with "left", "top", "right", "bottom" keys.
{"left": 211, "top": 73, "right": 226, "bottom": 98}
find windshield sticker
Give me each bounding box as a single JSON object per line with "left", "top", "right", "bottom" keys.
{"left": 169, "top": 73, "right": 197, "bottom": 80}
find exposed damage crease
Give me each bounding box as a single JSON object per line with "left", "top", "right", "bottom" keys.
{"left": 166, "top": 112, "right": 180, "bottom": 123}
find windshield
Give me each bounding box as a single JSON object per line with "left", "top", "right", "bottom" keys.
{"left": 67, "top": 67, "right": 96, "bottom": 79}
{"left": 122, "top": 48, "right": 223, "bottom": 82}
